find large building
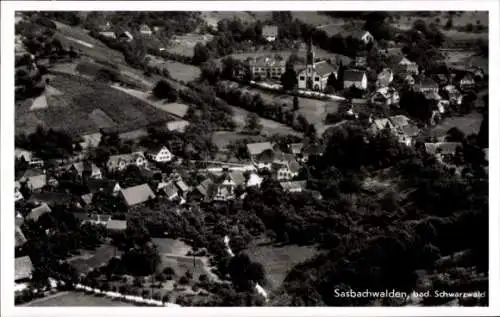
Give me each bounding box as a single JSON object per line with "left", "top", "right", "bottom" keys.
{"left": 248, "top": 56, "right": 286, "bottom": 80}
{"left": 297, "top": 39, "right": 337, "bottom": 91}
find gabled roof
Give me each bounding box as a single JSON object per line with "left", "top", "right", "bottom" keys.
{"left": 108, "top": 152, "right": 145, "bottom": 165}
{"left": 15, "top": 256, "right": 33, "bottom": 281}
{"left": 139, "top": 24, "right": 152, "bottom": 33}
{"left": 247, "top": 142, "right": 274, "bottom": 156}
{"left": 15, "top": 226, "right": 27, "bottom": 248}
{"left": 27, "top": 203, "right": 51, "bottom": 222}
{"left": 287, "top": 159, "right": 301, "bottom": 174}
{"left": 229, "top": 171, "right": 246, "bottom": 186}
{"left": 372, "top": 118, "right": 394, "bottom": 131}
{"left": 22, "top": 173, "right": 46, "bottom": 191}
{"left": 166, "top": 120, "right": 190, "bottom": 133}
{"left": 289, "top": 143, "right": 304, "bottom": 155}
{"left": 162, "top": 182, "right": 179, "bottom": 198}
{"left": 246, "top": 173, "right": 263, "bottom": 187}
{"left": 196, "top": 178, "right": 214, "bottom": 198}
{"left": 120, "top": 183, "right": 155, "bottom": 207}
{"left": 147, "top": 145, "right": 171, "bottom": 155}
{"left": 344, "top": 70, "right": 366, "bottom": 82}
{"left": 280, "top": 180, "right": 307, "bottom": 192}
{"left": 424, "top": 142, "right": 462, "bottom": 155}
{"left": 15, "top": 148, "right": 33, "bottom": 162}
{"left": 80, "top": 132, "right": 102, "bottom": 148}
{"left": 106, "top": 220, "right": 127, "bottom": 231}
{"left": 389, "top": 115, "right": 410, "bottom": 129}
{"left": 175, "top": 180, "right": 189, "bottom": 192}
{"left": 262, "top": 25, "right": 278, "bottom": 37}
{"left": 314, "top": 61, "right": 338, "bottom": 77}
{"left": 401, "top": 124, "right": 420, "bottom": 137}
{"left": 81, "top": 193, "right": 94, "bottom": 205}
{"left": 162, "top": 103, "right": 189, "bottom": 118}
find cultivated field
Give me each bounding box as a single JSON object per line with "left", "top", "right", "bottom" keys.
{"left": 15, "top": 73, "right": 174, "bottom": 136}
{"left": 165, "top": 33, "right": 214, "bottom": 57}
{"left": 25, "top": 291, "right": 133, "bottom": 306}
{"left": 248, "top": 238, "right": 319, "bottom": 290}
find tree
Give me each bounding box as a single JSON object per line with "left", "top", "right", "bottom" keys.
{"left": 281, "top": 68, "right": 298, "bottom": 91}
{"left": 152, "top": 80, "right": 178, "bottom": 101}
{"left": 293, "top": 95, "right": 299, "bottom": 111}
{"left": 444, "top": 18, "right": 453, "bottom": 30}
{"left": 201, "top": 59, "right": 222, "bottom": 84}
{"left": 336, "top": 61, "right": 345, "bottom": 91}
{"left": 244, "top": 113, "right": 262, "bottom": 135}
{"left": 193, "top": 43, "right": 210, "bottom": 65}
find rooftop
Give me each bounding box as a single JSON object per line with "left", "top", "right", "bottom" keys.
{"left": 15, "top": 256, "right": 33, "bottom": 281}
{"left": 27, "top": 203, "right": 51, "bottom": 222}
{"left": 344, "top": 70, "right": 366, "bottom": 82}
{"left": 120, "top": 183, "right": 156, "bottom": 207}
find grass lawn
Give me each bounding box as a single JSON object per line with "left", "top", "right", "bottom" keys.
{"left": 153, "top": 238, "right": 191, "bottom": 256}
{"left": 212, "top": 131, "right": 256, "bottom": 151}
{"left": 430, "top": 112, "right": 483, "bottom": 139}
{"left": 25, "top": 291, "right": 133, "bottom": 306}
{"left": 248, "top": 238, "right": 320, "bottom": 290}
{"left": 162, "top": 61, "right": 201, "bottom": 83}
{"left": 165, "top": 34, "right": 214, "bottom": 57}
{"left": 16, "top": 73, "right": 173, "bottom": 137}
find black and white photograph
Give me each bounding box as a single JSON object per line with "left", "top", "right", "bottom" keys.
{"left": 2, "top": 1, "right": 498, "bottom": 314}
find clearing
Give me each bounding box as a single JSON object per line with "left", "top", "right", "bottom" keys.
{"left": 165, "top": 33, "right": 214, "bottom": 57}
{"left": 162, "top": 61, "right": 201, "bottom": 82}
{"left": 67, "top": 244, "right": 120, "bottom": 275}
{"left": 24, "top": 291, "right": 132, "bottom": 306}
{"left": 247, "top": 237, "right": 320, "bottom": 291}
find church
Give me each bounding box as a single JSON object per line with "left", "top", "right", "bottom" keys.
{"left": 297, "top": 39, "right": 338, "bottom": 92}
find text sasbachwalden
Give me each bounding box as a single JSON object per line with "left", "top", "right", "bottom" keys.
{"left": 333, "top": 289, "right": 487, "bottom": 299}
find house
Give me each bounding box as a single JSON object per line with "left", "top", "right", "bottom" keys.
{"left": 79, "top": 132, "right": 102, "bottom": 149}
{"left": 80, "top": 193, "right": 94, "bottom": 206}
{"left": 99, "top": 31, "right": 116, "bottom": 39}
{"left": 15, "top": 256, "right": 33, "bottom": 283}
{"left": 69, "top": 162, "right": 102, "bottom": 179}
{"left": 415, "top": 78, "right": 439, "bottom": 93}
{"left": 398, "top": 57, "right": 419, "bottom": 75}
{"left": 15, "top": 148, "right": 33, "bottom": 163}
{"left": 371, "top": 87, "right": 400, "bottom": 107}
{"left": 161, "top": 182, "right": 179, "bottom": 201}
{"left": 459, "top": 74, "right": 475, "bottom": 91}
{"left": 355, "top": 55, "right": 368, "bottom": 68}
{"left": 139, "top": 24, "right": 153, "bottom": 36}
{"left": 248, "top": 56, "right": 286, "bottom": 80}
{"left": 272, "top": 161, "right": 299, "bottom": 181}
{"left": 405, "top": 74, "right": 416, "bottom": 86}
{"left": 175, "top": 179, "right": 190, "bottom": 197}
{"left": 21, "top": 172, "right": 47, "bottom": 192}
{"left": 146, "top": 145, "right": 173, "bottom": 163}
{"left": 376, "top": 68, "right": 394, "bottom": 88}
{"left": 289, "top": 143, "right": 304, "bottom": 156}
{"left": 339, "top": 29, "right": 374, "bottom": 44}
{"left": 443, "top": 84, "right": 463, "bottom": 106}
{"left": 106, "top": 219, "right": 127, "bottom": 232}
{"left": 192, "top": 178, "right": 214, "bottom": 201}
{"left": 120, "top": 183, "right": 155, "bottom": 207}
{"left": 15, "top": 181, "right": 24, "bottom": 202}
{"left": 86, "top": 214, "right": 112, "bottom": 226}
{"left": 343, "top": 70, "right": 367, "bottom": 90}
{"left": 369, "top": 118, "right": 395, "bottom": 134}
{"left": 166, "top": 120, "right": 190, "bottom": 133}
{"left": 246, "top": 172, "right": 263, "bottom": 188}
{"left": 280, "top": 180, "right": 307, "bottom": 193}
{"left": 107, "top": 152, "right": 147, "bottom": 172}
{"left": 399, "top": 124, "right": 420, "bottom": 146}
{"left": 297, "top": 40, "right": 338, "bottom": 92}
{"left": 26, "top": 202, "right": 52, "bottom": 222}
{"left": 212, "top": 172, "right": 237, "bottom": 202}
{"left": 471, "top": 67, "right": 485, "bottom": 80}
{"left": 15, "top": 226, "right": 27, "bottom": 249}
{"left": 435, "top": 74, "right": 449, "bottom": 86}
{"left": 262, "top": 25, "right": 278, "bottom": 42}
{"left": 424, "top": 142, "right": 462, "bottom": 161}
{"left": 116, "top": 29, "right": 134, "bottom": 42}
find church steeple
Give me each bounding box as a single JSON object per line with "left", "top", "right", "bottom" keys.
{"left": 306, "top": 37, "right": 315, "bottom": 66}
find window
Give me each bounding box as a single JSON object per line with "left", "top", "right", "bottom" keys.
{"left": 315, "top": 77, "right": 320, "bottom": 81}
{"left": 300, "top": 76, "right": 305, "bottom": 80}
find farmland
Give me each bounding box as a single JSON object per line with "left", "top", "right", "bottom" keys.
{"left": 247, "top": 237, "right": 320, "bottom": 290}
{"left": 165, "top": 33, "right": 214, "bottom": 57}
{"left": 162, "top": 61, "right": 201, "bottom": 82}
{"left": 15, "top": 73, "right": 174, "bottom": 137}
{"left": 429, "top": 112, "right": 483, "bottom": 139}
{"left": 24, "top": 291, "right": 133, "bottom": 306}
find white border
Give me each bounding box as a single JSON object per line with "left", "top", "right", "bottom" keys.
{"left": 1, "top": 1, "right": 499, "bottom": 317}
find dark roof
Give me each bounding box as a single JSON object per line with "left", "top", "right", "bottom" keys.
{"left": 195, "top": 178, "right": 214, "bottom": 198}
{"left": 229, "top": 171, "right": 246, "bottom": 186}
{"left": 288, "top": 159, "right": 301, "bottom": 174}
{"left": 162, "top": 182, "right": 179, "bottom": 198}
{"left": 15, "top": 256, "right": 33, "bottom": 281}
{"left": 401, "top": 124, "right": 420, "bottom": 137}
{"left": 175, "top": 180, "right": 189, "bottom": 192}
{"left": 344, "top": 70, "right": 366, "bottom": 82}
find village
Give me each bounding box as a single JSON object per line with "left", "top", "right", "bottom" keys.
{"left": 13, "top": 10, "right": 489, "bottom": 307}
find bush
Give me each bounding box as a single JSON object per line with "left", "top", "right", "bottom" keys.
{"left": 179, "top": 276, "right": 190, "bottom": 285}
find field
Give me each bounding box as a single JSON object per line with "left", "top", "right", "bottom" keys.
{"left": 24, "top": 291, "right": 133, "bottom": 306}
{"left": 429, "top": 112, "right": 483, "bottom": 139}
{"left": 248, "top": 238, "right": 320, "bottom": 290}
{"left": 165, "top": 33, "right": 214, "bottom": 57}
{"left": 15, "top": 73, "right": 174, "bottom": 137}
{"left": 162, "top": 61, "right": 201, "bottom": 82}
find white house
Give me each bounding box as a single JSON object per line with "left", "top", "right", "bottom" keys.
{"left": 343, "top": 70, "right": 368, "bottom": 90}
{"left": 398, "top": 57, "right": 419, "bottom": 75}
{"left": 15, "top": 181, "right": 24, "bottom": 202}
{"left": 139, "top": 24, "right": 153, "bottom": 36}
{"left": 146, "top": 146, "right": 173, "bottom": 163}
{"left": 107, "top": 152, "right": 147, "bottom": 172}
{"left": 262, "top": 25, "right": 278, "bottom": 42}
{"left": 371, "top": 87, "right": 400, "bottom": 107}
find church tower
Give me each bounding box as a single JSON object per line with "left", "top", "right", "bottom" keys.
{"left": 305, "top": 38, "right": 315, "bottom": 89}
